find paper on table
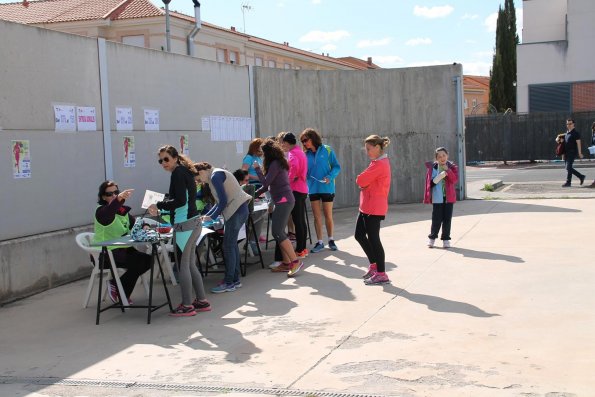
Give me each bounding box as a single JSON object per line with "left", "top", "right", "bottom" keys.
{"left": 142, "top": 190, "right": 165, "bottom": 209}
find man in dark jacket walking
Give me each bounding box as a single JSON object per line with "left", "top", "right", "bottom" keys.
{"left": 562, "top": 118, "right": 585, "bottom": 187}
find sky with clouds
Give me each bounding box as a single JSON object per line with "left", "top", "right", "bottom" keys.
{"left": 157, "top": 0, "right": 523, "bottom": 76}
{"left": 0, "top": 0, "right": 522, "bottom": 76}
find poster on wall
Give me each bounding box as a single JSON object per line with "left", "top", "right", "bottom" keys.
{"left": 201, "top": 117, "right": 210, "bottom": 131}
{"left": 76, "top": 106, "right": 97, "bottom": 131}
{"left": 180, "top": 135, "right": 189, "bottom": 155}
{"left": 123, "top": 136, "right": 135, "bottom": 168}
{"left": 53, "top": 105, "right": 76, "bottom": 132}
{"left": 144, "top": 109, "right": 159, "bottom": 131}
{"left": 116, "top": 107, "right": 133, "bottom": 131}
{"left": 12, "top": 140, "right": 31, "bottom": 179}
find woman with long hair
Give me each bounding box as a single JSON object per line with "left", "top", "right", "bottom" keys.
{"left": 148, "top": 145, "right": 210, "bottom": 316}
{"left": 254, "top": 139, "right": 303, "bottom": 276}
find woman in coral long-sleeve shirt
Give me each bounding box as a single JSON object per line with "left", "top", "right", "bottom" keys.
{"left": 355, "top": 135, "right": 392, "bottom": 286}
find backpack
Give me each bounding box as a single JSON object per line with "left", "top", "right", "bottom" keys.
{"left": 130, "top": 218, "right": 159, "bottom": 242}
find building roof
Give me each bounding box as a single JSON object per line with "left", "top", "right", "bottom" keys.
{"left": 0, "top": 0, "right": 370, "bottom": 70}
{"left": 337, "top": 56, "right": 380, "bottom": 69}
{"left": 464, "top": 75, "right": 490, "bottom": 90}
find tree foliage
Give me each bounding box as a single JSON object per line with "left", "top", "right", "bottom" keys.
{"left": 489, "top": 0, "right": 519, "bottom": 112}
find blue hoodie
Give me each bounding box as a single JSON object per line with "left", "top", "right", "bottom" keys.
{"left": 305, "top": 144, "right": 341, "bottom": 194}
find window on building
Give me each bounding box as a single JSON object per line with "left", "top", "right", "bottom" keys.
{"left": 255, "top": 56, "right": 263, "bottom": 67}
{"left": 472, "top": 98, "right": 477, "bottom": 108}
{"left": 216, "top": 48, "right": 226, "bottom": 63}
{"left": 268, "top": 60, "right": 276, "bottom": 68}
{"left": 294, "top": 65, "right": 302, "bottom": 70}
{"left": 122, "top": 35, "right": 145, "bottom": 47}
{"left": 229, "top": 51, "right": 238, "bottom": 65}
{"left": 529, "top": 83, "right": 571, "bottom": 112}
{"left": 284, "top": 63, "right": 292, "bottom": 69}
{"left": 464, "top": 98, "right": 468, "bottom": 109}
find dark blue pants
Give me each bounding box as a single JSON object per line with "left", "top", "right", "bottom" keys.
{"left": 565, "top": 155, "right": 584, "bottom": 184}
{"left": 429, "top": 202, "right": 453, "bottom": 241}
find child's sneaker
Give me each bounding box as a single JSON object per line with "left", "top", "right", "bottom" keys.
{"left": 311, "top": 242, "right": 325, "bottom": 253}
{"left": 268, "top": 261, "right": 282, "bottom": 269}
{"left": 295, "top": 249, "right": 309, "bottom": 258}
{"left": 169, "top": 304, "right": 197, "bottom": 317}
{"left": 271, "top": 262, "right": 291, "bottom": 272}
{"left": 328, "top": 240, "right": 338, "bottom": 251}
{"left": 363, "top": 263, "right": 377, "bottom": 279}
{"left": 364, "top": 272, "right": 391, "bottom": 285}
{"left": 427, "top": 238, "right": 435, "bottom": 248}
{"left": 210, "top": 282, "right": 236, "bottom": 293}
{"left": 443, "top": 240, "right": 451, "bottom": 249}
{"left": 287, "top": 260, "right": 304, "bottom": 277}
{"left": 192, "top": 298, "right": 211, "bottom": 312}
{"left": 106, "top": 279, "right": 119, "bottom": 303}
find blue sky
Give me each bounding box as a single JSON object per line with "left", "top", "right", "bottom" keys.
{"left": 157, "top": 0, "right": 523, "bottom": 76}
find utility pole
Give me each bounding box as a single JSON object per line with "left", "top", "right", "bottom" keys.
{"left": 241, "top": 2, "right": 253, "bottom": 33}
{"left": 162, "top": 0, "right": 171, "bottom": 52}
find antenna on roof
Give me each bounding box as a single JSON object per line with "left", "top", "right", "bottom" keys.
{"left": 241, "top": 2, "right": 253, "bottom": 33}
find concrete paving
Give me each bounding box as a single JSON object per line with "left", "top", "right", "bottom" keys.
{"left": 1, "top": 196, "right": 595, "bottom": 397}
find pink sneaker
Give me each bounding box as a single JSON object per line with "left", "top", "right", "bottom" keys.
{"left": 363, "top": 263, "right": 377, "bottom": 280}
{"left": 364, "top": 272, "right": 390, "bottom": 285}
{"left": 258, "top": 235, "right": 267, "bottom": 243}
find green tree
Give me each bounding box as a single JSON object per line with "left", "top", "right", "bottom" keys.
{"left": 489, "top": 0, "right": 519, "bottom": 112}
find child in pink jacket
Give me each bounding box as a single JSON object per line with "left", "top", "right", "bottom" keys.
{"left": 355, "top": 135, "right": 392, "bottom": 285}
{"left": 423, "top": 147, "right": 459, "bottom": 248}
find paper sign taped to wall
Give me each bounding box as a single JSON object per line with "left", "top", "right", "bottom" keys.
{"left": 142, "top": 190, "right": 165, "bottom": 209}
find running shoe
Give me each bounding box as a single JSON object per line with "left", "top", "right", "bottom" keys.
{"left": 271, "top": 263, "right": 291, "bottom": 272}
{"left": 287, "top": 260, "right": 304, "bottom": 277}
{"left": 363, "top": 263, "right": 377, "bottom": 280}
{"left": 328, "top": 240, "right": 338, "bottom": 251}
{"left": 443, "top": 240, "right": 451, "bottom": 249}
{"left": 295, "top": 249, "right": 309, "bottom": 258}
{"left": 210, "top": 283, "right": 236, "bottom": 293}
{"left": 106, "top": 279, "right": 119, "bottom": 303}
{"left": 364, "top": 272, "right": 391, "bottom": 285}
{"left": 310, "top": 242, "right": 325, "bottom": 253}
{"left": 427, "top": 238, "right": 435, "bottom": 248}
{"left": 268, "top": 261, "right": 282, "bottom": 269}
{"left": 192, "top": 299, "right": 212, "bottom": 312}
{"left": 169, "top": 304, "right": 197, "bottom": 317}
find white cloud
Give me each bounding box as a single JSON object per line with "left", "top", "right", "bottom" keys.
{"left": 413, "top": 5, "right": 454, "bottom": 19}
{"left": 474, "top": 50, "right": 494, "bottom": 59}
{"left": 369, "top": 55, "right": 404, "bottom": 67}
{"left": 320, "top": 44, "right": 337, "bottom": 51}
{"left": 485, "top": 12, "right": 497, "bottom": 32}
{"left": 299, "top": 30, "right": 350, "bottom": 43}
{"left": 461, "top": 61, "right": 491, "bottom": 76}
{"left": 356, "top": 37, "right": 392, "bottom": 48}
{"left": 405, "top": 37, "right": 432, "bottom": 46}
{"left": 461, "top": 13, "right": 478, "bottom": 20}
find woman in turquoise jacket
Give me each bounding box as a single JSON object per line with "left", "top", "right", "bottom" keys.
{"left": 299, "top": 128, "right": 341, "bottom": 253}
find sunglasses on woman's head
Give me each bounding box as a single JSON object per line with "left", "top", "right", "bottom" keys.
{"left": 158, "top": 157, "right": 171, "bottom": 164}
{"left": 103, "top": 190, "right": 120, "bottom": 197}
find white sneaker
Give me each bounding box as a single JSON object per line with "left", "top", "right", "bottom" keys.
{"left": 443, "top": 240, "right": 451, "bottom": 249}
{"left": 268, "top": 261, "right": 282, "bottom": 269}
{"left": 427, "top": 238, "right": 435, "bottom": 248}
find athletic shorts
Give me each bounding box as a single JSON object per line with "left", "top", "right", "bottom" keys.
{"left": 309, "top": 193, "right": 335, "bottom": 202}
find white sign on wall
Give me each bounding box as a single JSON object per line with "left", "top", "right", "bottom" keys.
{"left": 116, "top": 107, "right": 133, "bottom": 131}
{"left": 76, "top": 106, "right": 97, "bottom": 131}
{"left": 53, "top": 105, "right": 76, "bottom": 132}
{"left": 144, "top": 109, "right": 160, "bottom": 131}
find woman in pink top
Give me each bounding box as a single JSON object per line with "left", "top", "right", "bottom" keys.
{"left": 355, "top": 135, "right": 392, "bottom": 285}
{"left": 281, "top": 132, "right": 309, "bottom": 257}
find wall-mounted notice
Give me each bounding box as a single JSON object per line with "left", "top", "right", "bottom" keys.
{"left": 77, "top": 106, "right": 97, "bottom": 131}
{"left": 116, "top": 107, "right": 133, "bottom": 131}
{"left": 123, "top": 136, "right": 135, "bottom": 168}
{"left": 12, "top": 140, "right": 31, "bottom": 179}
{"left": 201, "top": 117, "right": 210, "bottom": 131}
{"left": 180, "top": 135, "right": 189, "bottom": 155}
{"left": 209, "top": 116, "right": 252, "bottom": 141}
{"left": 144, "top": 109, "right": 160, "bottom": 131}
{"left": 54, "top": 105, "right": 76, "bottom": 132}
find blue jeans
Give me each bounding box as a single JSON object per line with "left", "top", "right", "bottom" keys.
{"left": 565, "top": 154, "right": 584, "bottom": 184}
{"left": 222, "top": 203, "right": 249, "bottom": 284}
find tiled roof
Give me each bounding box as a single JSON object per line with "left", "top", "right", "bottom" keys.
{"left": 0, "top": 0, "right": 162, "bottom": 24}
{"left": 337, "top": 56, "right": 380, "bottom": 69}
{"left": 464, "top": 75, "right": 490, "bottom": 90}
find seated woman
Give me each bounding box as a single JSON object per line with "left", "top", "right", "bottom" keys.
{"left": 93, "top": 181, "right": 151, "bottom": 304}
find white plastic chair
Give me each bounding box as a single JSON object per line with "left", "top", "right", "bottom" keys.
{"left": 75, "top": 232, "right": 149, "bottom": 308}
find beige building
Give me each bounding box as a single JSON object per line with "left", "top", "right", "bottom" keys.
{"left": 0, "top": 0, "right": 368, "bottom": 71}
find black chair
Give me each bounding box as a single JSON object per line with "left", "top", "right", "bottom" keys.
{"left": 241, "top": 214, "right": 264, "bottom": 276}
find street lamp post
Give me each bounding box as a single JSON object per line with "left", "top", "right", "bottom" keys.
{"left": 163, "top": 0, "right": 171, "bottom": 52}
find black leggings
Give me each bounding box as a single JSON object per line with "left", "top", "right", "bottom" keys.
{"left": 291, "top": 191, "right": 308, "bottom": 252}
{"left": 111, "top": 247, "right": 152, "bottom": 298}
{"left": 354, "top": 212, "right": 385, "bottom": 272}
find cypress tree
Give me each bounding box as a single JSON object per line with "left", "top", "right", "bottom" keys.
{"left": 489, "top": 0, "right": 519, "bottom": 112}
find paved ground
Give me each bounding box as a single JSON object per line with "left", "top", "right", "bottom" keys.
{"left": 2, "top": 193, "right": 594, "bottom": 396}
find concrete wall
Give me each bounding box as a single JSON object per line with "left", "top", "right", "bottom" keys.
{"left": 517, "top": 0, "right": 595, "bottom": 112}
{"left": 0, "top": 20, "right": 250, "bottom": 303}
{"left": 253, "top": 65, "right": 463, "bottom": 207}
